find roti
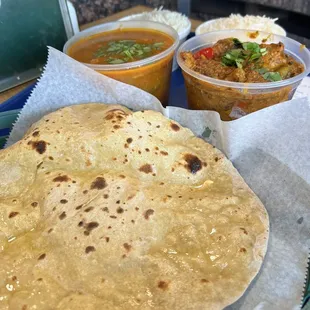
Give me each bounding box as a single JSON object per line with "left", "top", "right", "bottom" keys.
{"left": 0, "top": 104, "right": 269, "bottom": 310}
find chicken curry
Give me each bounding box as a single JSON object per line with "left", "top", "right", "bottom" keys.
{"left": 180, "top": 38, "right": 305, "bottom": 120}
{"left": 181, "top": 38, "right": 304, "bottom": 83}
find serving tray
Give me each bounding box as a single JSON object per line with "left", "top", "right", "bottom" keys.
{"left": 0, "top": 50, "right": 309, "bottom": 309}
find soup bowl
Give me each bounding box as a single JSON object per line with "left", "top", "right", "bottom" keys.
{"left": 64, "top": 21, "right": 179, "bottom": 106}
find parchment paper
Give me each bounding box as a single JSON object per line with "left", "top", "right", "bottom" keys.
{"left": 6, "top": 47, "right": 310, "bottom": 309}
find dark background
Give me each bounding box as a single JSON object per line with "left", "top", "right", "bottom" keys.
{"left": 71, "top": 0, "right": 310, "bottom": 45}
{"left": 0, "top": 0, "right": 67, "bottom": 78}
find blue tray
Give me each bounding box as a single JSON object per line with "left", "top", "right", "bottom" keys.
{"left": 0, "top": 83, "right": 35, "bottom": 113}
{"left": 0, "top": 83, "right": 35, "bottom": 148}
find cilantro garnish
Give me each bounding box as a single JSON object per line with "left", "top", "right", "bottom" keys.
{"left": 233, "top": 38, "right": 243, "bottom": 48}
{"left": 257, "top": 68, "right": 268, "bottom": 74}
{"left": 262, "top": 71, "right": 282, "bottom": 82}
{"left": 222, "top": 49, "right": 246, "bottom": 69}
{"left": 93, "top": 40, "right": 164, "bottom": 64}
{"left": 256, "top": 68, "right": 282, "bottom": 82}
{"left": 221, "top": 39, "right": 268, "bottom": 69}
{"left": 242, "top": 42, "right": 260, "bottom": 53}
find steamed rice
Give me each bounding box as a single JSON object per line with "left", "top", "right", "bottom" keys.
{"left": 121, "top": 7, "right": 191, "bottom": 34}
{"left": 197, "top": 14, "right": 286, "bottom": 36}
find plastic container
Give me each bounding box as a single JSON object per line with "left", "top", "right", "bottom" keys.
{"left": 177, "top": 30, "right": 310, "bottom": 120}
{"left": 120, "top": 14, "right": 191, "bottom": 71}
{"left": 195, "top": 18, "right": 286, "bottom": 37}
{"left": 64, "top": 21, "right": 179, "bottom": 106}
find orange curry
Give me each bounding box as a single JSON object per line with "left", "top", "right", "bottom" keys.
{"left": 68, "top": 28, "right": 175, "bottom": 105}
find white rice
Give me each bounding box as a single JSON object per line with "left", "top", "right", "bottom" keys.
{"left": 121, "top": 7, "right": 191, "bottom": 35}
{"left": 197, "top": 14, "right": 286, "bottom": 36}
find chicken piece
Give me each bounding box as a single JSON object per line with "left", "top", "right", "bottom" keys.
{"left": 286, "top": 55, "right": 304, "bottom": 78}
{"left": 181, "top": 52, "right": 196, "bottom": 70}
{"left": 224, "top": 68, "right": 246, "bottom": 82}
{"left": 195, "top": 59, "right": 234, "bottom": 80}
{"left": 277, "top": 65, "right": 290, "bottom": 79}
{"left": 181, "top": 52, "right": 234, "bottom": 79}
{"left": 260, "top": 42, "right": 287, "bottom": 71}
{"left": 212, "top": 38, "right": 235, "bottom": 58}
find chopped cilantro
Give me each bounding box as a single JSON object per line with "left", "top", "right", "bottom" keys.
{"left": 242, "top": 42, "right": 260, "bottom": 53}
{"left": 221, "top": 40, "right": 268, "bottom": 69}
{"left": 256, "top": 68, "right": 282, "bottom": 81}
{"left": 108, "top": 58, "right": 125, "bottom": 64}
{"left": 257, "top": 68, "right": 268, "bottom": 74}
{"left": 262, "top": 71, "right": 282, "bottom": 82}
{"left": 233, "top": 38, "right": 242, "bottom": 48}
{"left": 222, "top": 49, "right": 246, "bottom": 68}
{"left": 93, "top": 40, "right": 164, "bottom": 63}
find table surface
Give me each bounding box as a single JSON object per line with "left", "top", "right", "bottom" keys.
{"left": 0, "top": 5, "right": 202, "bottom": 105}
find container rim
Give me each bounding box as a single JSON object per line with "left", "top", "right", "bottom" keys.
{"left": 63, "top": 21, "right": 179, "bottom": 71}
{"left": 177, "top": 29, "right": 310, "bottom": 90}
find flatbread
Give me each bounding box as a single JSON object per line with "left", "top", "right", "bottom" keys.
{"left": 0, "top": 104, "right": 269, "bottom": 310}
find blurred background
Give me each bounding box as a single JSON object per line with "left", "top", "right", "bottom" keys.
{"left": 71, "top": 0, "right": 310, "bottom": 45}
{"left": 1, "top": 0, "right": 309, "bottom": 105}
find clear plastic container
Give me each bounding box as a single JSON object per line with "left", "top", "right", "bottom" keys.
{"left": 64, "top": 21, "right": 179, "bottom": 106}
{"left": 119, "top": 14, "right": 191, "bottom": 71}
{"left": 177, "top": 30, "right": 310, "bottom": 120}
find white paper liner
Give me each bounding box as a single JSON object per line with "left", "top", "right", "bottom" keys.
{"left": 5, "top": 47, "right": 310, "bottom": 309}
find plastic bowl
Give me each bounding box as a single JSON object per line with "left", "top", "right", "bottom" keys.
{"left": 177, "top": 30, "right": 310, "bottom": 120}
{"left": 119, "top": 14, "right": 191, "bottom": 71}
{"left": 64, "top": 21, "right": 179, "bottom": 106}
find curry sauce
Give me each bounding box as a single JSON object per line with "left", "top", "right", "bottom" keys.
{"left": 67, "top": 28, "right": 176, "bottom": 106}
{"left": 181, "top": 38, "right": 304, "bottom": 83}
{"left": 68, "top": 28, "right": 174, "bottom": 65}
{"left": 180, "top": 37, "right": 305, "bottom": 120}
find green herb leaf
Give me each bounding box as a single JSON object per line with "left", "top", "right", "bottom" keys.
{"left": 257, "top": 68, "right": 282, "bottom": 81}
{"left": 93, "top": 40, "right": 164, "bottom": 63}
{"left": 222, "top": 40, "right": 269, "bottom": 67}
{"left": 108, "top": 58, "right": 125, "bottom": 64}
{"left": 119, "top": 40, "right": 135, "bottom": 43}
{"left": 106, "top": 47, "right": 117, "bottom": 52}
{"left": 242, "top": 42, "right": 260, "bottom": 53}
{"left": 260, "top": 48, "right": 268, "bottom": 56}
{"left": 250, "top": 53, "right": 262, "bottom": 61}
{"left": 233, "top": 38, "right": 242, "bottom": 48}
{"left": 153, "top": 42, "right": 164, "bottom": 48}
{"left": 93, "top": 47, "right": 106, "bottom": 58}
{"left": 235, "top": 59, "right": 244, "bottom": 68}
{"left": 262, "top": 71, "right": 282, "bottom": 82}
{"left": 257, "top": 68, "right": 268, "bottom": 74}
{"left": 222, "top": 49, "right": 246, "bottom": 68}
{"left": 123, "top": 50, "right": 134, "bottom": 59}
